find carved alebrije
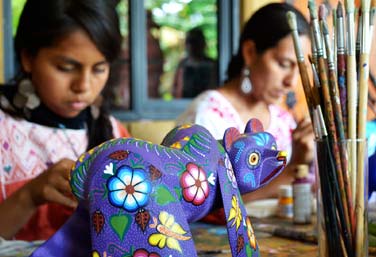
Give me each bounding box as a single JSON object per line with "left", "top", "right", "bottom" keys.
{"left": 31, "top": 118, "right": 286, "bottom": 257}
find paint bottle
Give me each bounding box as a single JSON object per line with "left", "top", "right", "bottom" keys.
{"left": 277, "top": 185, "right": 293, "bottom": 219}
{"left": 292, "top": 164, "right": 312, "bottom": 224}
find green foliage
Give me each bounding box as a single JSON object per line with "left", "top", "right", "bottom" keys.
{"left": 152, "top": 185, "right": 177, "bottom": 205}
{"left": 110, "top": 214, "right": 132, "bottom": 241}
{"left": 143, "top": 0, "right": 218, "bottom": 97}
{"left": 145, "top": 0, "right": 217, "bottom": 58}
{"left": 11, "top": 0, "right": 27, "bottom": 36}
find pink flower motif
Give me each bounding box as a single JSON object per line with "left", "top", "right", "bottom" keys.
{"left": 133, "top": 248, "right": 160, "bottom": 257}
{"left": 180, "top": 163, "right": 209, "bottom": 205}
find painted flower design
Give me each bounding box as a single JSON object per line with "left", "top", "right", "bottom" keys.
{"left": 228, "top": 195, "right": 242, "bottom": 230}
{"left": 225, "top": 156, "right": 237, "bottom": 188}
{"left": 180, "top": 163, "right": 209, "bottom": 205}
{"left": 133, "top": 248, "right": 161, "bottom": 257}
{"left": 107, "top": 166, "right": 151, "bottom": 212}
{"left": 246, "top": 217, "right": 257, "bottom": 250}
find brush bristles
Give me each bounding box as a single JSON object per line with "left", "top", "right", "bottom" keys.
{"left": 319, "top": 4, "right": 327, "bottom": 21}
{"left": 308, "top": 0, "right": 318, "bottom": 19}
{"left": 286, "top": 11, "right": 297, "bottom": 31}
{"left": 362, "top": 0, "right": 371, "bottom": 11}
{"left": 345, "top": 0, "right": 354, "bottom": 11}
{"left": 337, "top": 1, "right": 344, "bottom": 18}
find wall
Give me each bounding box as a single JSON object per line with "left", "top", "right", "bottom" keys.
{"left": 241, "top": 0, "right": 281, "bottom": 24}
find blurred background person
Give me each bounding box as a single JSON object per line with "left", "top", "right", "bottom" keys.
{"left": 176, "top": 3, "right": 314, "bottom": 202}
{"left": 172, "top": 27, "right": 217, "bottom": 98}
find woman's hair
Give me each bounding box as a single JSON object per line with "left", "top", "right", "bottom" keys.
{"left": 13, "top": 0, "right": 122, "bottom": 149}
{"left": 226, "top": 3, "right": 310, "bottom": 81}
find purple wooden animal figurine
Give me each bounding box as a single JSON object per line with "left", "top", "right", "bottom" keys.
{"left": 30, "top": 118, "right": 286, "bottom": 257}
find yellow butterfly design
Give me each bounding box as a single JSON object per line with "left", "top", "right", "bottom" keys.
{"left": 148, "top": 211, "right": 191, "bottom": 252}
{"left": 228, "top": 195, "right": 242, "bottom": 230}
{"left": 246, "top": 216, "right": 257, "bottom": 250}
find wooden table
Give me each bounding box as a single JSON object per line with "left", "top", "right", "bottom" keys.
{"left": 2, "top": 215, "right": 374, "bottom": 256}
{"left": 192, "top": 216, "right": 376, "bottom": 257}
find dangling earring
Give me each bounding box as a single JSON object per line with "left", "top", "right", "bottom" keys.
{"left": 240, "top": 67, "right": 252, "bottom": 94}
{"left": 13, "top": 78, "right": 40, "bottom": 110}
{"left": 90, "top": 105, "right": 100, "bottom": 119}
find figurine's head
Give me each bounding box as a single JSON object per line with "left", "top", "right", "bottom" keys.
{"left": 223, "top": 119, "right": 287, "bottom": 194}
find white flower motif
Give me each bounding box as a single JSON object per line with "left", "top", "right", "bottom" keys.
{"left": 208, "top": 172, "right": 216, "bottom": 186}
{"left": 225, "top": 156, "right": 237, "bottom": 188}
{"left": 103, "top": 162, "right": 114, "bottom": 175}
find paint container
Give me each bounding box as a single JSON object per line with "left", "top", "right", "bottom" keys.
{"left": 278, "top": 185, "right": 293, "bottom": 218}
{"left": 292, "top": 164, "right": 312, "bottom": 224}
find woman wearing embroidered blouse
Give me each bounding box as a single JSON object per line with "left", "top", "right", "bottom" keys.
{"left": 177, "top": 3, "right": 314, "bottom": 202}
{"left": 0, "top": 0, "right": 130, "bottom": 240}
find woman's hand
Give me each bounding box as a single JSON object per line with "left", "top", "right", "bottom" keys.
{"left": 25, "top": 158, "right": 78, "bottom": 209}
{"left": 0, "top": 158, "right": 78, "bottom": 239}
{"left": 290, "top": 117, "right": 315, "bottom": 165}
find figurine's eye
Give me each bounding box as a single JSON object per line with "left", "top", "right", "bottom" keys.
{"left": 248, "top": 152, "right": 260, "bottom": 166}
{"left": 271, "top": 144, "right": 277, "bottom": 150}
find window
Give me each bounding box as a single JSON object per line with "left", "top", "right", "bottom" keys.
{"left": 4, "top": 0, "right": 239, "bottom": 120}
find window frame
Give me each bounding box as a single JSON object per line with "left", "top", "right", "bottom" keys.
{"left": 4, "top": 0, "right": 239, "bottom": 121}
{"left": 3, "top": 1, "right": 15, "bottom": 83}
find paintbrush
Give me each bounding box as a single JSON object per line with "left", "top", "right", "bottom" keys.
{"left": 337, "top": 1, "right": 348, "bottom": 138}
{"left": 368, "top": 1, "right": 376, "bottom": 49}
{"left": 345, "top": 0, "right": 358, "bottom": 228}
{"left": 320, "top": 5, "right": 354, "bottom": 255}
{"left": 356, "top": 0, "right": 371, "bottom": 255}
{"left": 320, "top": 1, "right": 353, "bottom": 202}
{"left": 345, "top": 0, "right": 357, "bottom": 141}
{"left": 320, "top": 4, "right": 346, "bottom": 143}
{"left": 333, "top": 7, "right": 338, "bottom": 71}
{"left": 310, "top": 27, "right": 319, "bottom": 69}
{"left": 313, "top": 3, "right": 352, "bottom": 241}
{"left": 356, "top": 9, "right": 362, "bottom": 67}
{"left": 287, "top": 11, "right": 315, "bottom": 123}
{"left": 309, "top": 55, "right": 324, "bottom": 108}
{"left": 309, "top": 2, "right": 353, "bottom": 255}
{"left": 314, "top": 107, "right": 346, "bottom": 257}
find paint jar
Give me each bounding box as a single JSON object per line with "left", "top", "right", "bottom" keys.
{"left": 292, "top": 164, "right": 312, "bottom": 224}
{"left": 277, "top": 185, "right": 293, "bottom": 218}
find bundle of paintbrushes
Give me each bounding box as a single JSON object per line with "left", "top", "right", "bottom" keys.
{"left": 287, "top": 1, "right": 376, "bottom": 256}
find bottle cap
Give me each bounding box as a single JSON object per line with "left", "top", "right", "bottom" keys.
{"left": 295, "top": 164, "right": 309, "bottom": 179}
{"left": 279, "top": 184, "right": 293, "bottom": 197}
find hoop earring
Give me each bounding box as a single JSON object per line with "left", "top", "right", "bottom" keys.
{"left": 13, "top": 78, "right": 40, "bottom": 110}
{"left": 240, "top": 67, "right": 252, "bottom": 94}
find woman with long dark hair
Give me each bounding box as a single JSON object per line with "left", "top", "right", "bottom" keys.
{"left": 178, "top": 3, "right": 314, "bottom": 202}
{"left": 0, "top": 0, "right": 129, "bottom": 240}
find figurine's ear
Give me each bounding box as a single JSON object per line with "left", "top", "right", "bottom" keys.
{"left": 223, "top": 127, "right": 242, "bottom": 152}
{"left": 245, "top": 118, "right": 264, "bottom": 133}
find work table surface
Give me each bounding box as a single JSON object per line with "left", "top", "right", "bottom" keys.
{"left": 192, "top": 215, "right": 376, "bottom": 257}
{"left": 1, "top": 215, "right": 374, "bottom": 256}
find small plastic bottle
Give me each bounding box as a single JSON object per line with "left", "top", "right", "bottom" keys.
{"left": 278, "top": 185, "right": 293, "bottom": 219}
{"left": 292, "top": 164, "right": 312, "bottom": 224}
